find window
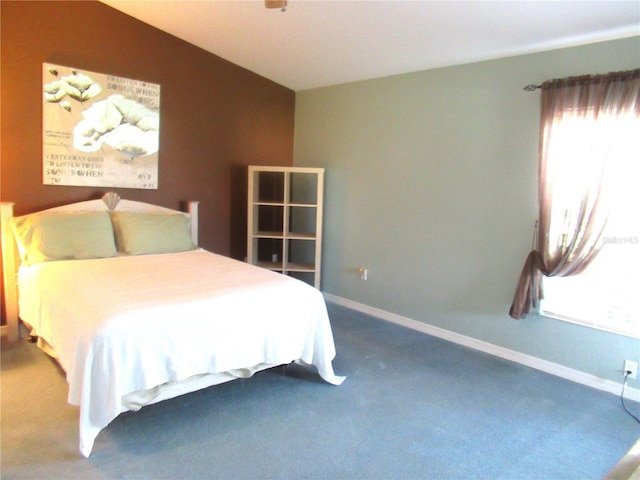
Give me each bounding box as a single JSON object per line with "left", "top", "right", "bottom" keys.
{"left": 509, "top": 70, "right": 639, "bottom": 325}
{"left": 539, "top": 111, "right": 640, "bottom": 338}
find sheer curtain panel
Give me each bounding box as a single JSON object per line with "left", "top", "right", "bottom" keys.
{"left": 509, "top": 69, "right": 640, "bottom": 319}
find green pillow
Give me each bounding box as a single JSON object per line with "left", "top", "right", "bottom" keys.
{"left": 111, "top": 211, "right": 195, "bottom": 255}
{"left": 11, "top": 211, "right": 117, "bottom": 265}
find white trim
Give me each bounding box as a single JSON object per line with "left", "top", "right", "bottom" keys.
{"left": 540, "top": 307, "right": 639, "bottom": 340}
{"left": 323, "top": 293, "right": 640, "bottom": 401}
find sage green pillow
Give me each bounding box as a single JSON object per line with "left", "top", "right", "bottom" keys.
{"left": 111, "top": 211, "right": 195, "bottom": 255}
{"left": 11, "top": 211, "right": 117, "bottom": 265}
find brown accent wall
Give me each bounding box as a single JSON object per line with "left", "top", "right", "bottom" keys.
{"left": 0, "top": 0, "right": 295, "bottom": 321}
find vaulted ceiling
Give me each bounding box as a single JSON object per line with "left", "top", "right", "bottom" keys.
{"left": 101, "top": 1, "right": 640, "bottom": 91}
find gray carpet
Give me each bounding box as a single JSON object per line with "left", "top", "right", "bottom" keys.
{"left": 1, "top": 303, "right": 638, "bottom": 479}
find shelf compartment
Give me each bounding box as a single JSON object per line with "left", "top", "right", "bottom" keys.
{"left": 289, "top": 172, "right": 319, "bottom": 205}
{"left": 254, "top": 205, "right": 283, "bottom": 234}
{"left": 287, "top": 271, "right": 316, "bottom": 285}
{"left": 254, "top": 238, "right": 283, "bottom": 266}
{"left": 255, "top": 171, "right": 284, "bottom": 203}
{"left": 255, "top": 231, "right": 285, "bottom": 239}
{"left": 256, "top": 261, "right": 283, "bottom": 271}
{"left": 284, "top": 262, "right": 316, "bottom": 272}
{"left": 285, "top": 232, "right": 316, "bottom": 240}
{"left": 287, "top": 238, "right": 316, "bottom": 270}
{"left": 288, "top": 206, "right": 317, "bottom": 237}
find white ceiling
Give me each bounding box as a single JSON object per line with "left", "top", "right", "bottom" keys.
{"left": 101, "top": 0, "right": 640, "bottom": 91}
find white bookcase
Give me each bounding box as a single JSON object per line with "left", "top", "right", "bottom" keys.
{"left": 247, "top": 166, "right": 324, "bottom": 289}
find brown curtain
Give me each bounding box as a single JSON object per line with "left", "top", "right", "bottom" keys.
{"left": 509, "top": 69, "right": 640, "bottom": 319}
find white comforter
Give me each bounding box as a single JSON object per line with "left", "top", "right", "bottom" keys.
{"left": 18, "top": 250, "right": 344, "bottom": 457}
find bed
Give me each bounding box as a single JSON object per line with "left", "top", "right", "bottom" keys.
{"left": 0, "top": 193, "right": 344, "bottom": 457}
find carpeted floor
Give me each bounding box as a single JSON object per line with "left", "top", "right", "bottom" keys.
{"left": 1, "top": 303, "right": 638, "bottom": 479}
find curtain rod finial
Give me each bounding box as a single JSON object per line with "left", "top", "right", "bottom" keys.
{"left": 523, "top": 84, "right": 541, "bottom": 92}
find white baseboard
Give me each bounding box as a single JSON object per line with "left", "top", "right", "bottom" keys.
{"left": 323, "top": 293, "right": 640, "bottom": 401}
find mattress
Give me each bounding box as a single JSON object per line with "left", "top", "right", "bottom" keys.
{"left": 18, "top": 249, "right": 344, "bottom": 456}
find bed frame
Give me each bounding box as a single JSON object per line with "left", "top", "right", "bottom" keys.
{"left": 1, "top": 193, "right": 199, "bottom": 342}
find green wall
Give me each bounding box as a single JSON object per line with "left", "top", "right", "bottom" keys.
{"left": 293, "top": 37, "right": 640, "bottom": 387}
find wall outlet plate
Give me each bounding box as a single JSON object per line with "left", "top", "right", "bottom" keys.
{"left": 624, "top": 360, "right": 638, "bottom": 380}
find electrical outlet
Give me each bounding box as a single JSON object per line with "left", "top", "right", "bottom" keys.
{"left": 624, "top": 360, "right": 638, "bottom": 380}
{"left": 358, "top": 267, "right": 368, "bottom": 280}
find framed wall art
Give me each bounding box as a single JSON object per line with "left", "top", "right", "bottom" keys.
{"left": 42, "top": 63, "right": 160, "bottom": 189}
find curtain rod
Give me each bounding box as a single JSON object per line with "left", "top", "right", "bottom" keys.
{"left": 524, "top": 69, "right": 639, "bottom": 92}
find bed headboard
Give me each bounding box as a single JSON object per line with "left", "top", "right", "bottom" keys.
{"left": 0, "top": 193, "right": 199, "bottom": 342}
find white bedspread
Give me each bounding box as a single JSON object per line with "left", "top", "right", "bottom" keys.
{"left": 18, "top": 250, "right": 344, "bottom": 457}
